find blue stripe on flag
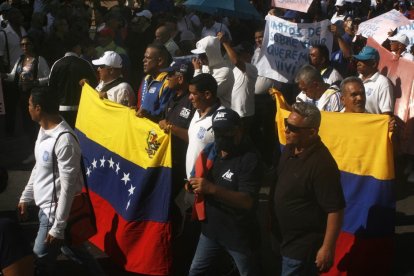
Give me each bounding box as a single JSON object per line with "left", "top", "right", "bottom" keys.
{"left": 76, "top": 130, "right": 172, "bottom": 223}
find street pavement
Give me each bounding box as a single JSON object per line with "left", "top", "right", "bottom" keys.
{"left": 1, "top": 110, "right": 414, "bottom": 275}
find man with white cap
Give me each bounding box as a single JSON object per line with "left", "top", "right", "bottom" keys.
{"left": 388, "top": 33, "right": 414, "bottom": 61}
{"left": 191, "top": 36, "right": 234, "bottom": 108}
{"left": 92, "top": 51, "right": 134, "bottom": 106}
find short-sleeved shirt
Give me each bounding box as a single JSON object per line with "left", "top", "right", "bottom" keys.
{"left": 296, "top": 86, "right": 343, "bottom": 112}
{"left": 231, "top": 63, "right": 258, "bottom": 118}
{"left": 274, "top": 138, "right": 345, "bottom": 260}
{"left": 202, "top": 142, "right": 262, "bottom": 252}
{"left": 164, "top": 91, "right": 196, "bottom": 181}
{"left": 186, "top": 103, "right": 222, "bottom": 178}
{"left": 140, "top": 72, "right": 173, "bottom": 116}
{"left": 360, "top": 72, "right": 394, "bottom": 114}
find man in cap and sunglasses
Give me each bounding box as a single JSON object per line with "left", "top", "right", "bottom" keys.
{"left": 187, "top": 107, "right": 262, "bottom": 276}
{"left": 273, "top": 102, "right": 345, "bottom": 275}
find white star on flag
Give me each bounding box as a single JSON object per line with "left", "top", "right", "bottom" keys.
{"left": 92, "top": 159, "right": 97, "bottom": 168}
{"left": 108, "top": 158, "right": 115, "bottom": 168}
{"left": 128, "top": 185, "right": 136, "bottom": 196}
{"left": 121, "top": 173, "right": 131, "bottom": 185}
{"left": 86, "top": 167, "right": 91, "bottom": 177}
{"left": 100, "top": 156, "right": 106, "bottom": 167}
{"left": 126, "top": 199, "right": 130, "bottom": 210}
{"left": 115, "top": 163, "right": 120, "bottom": 174}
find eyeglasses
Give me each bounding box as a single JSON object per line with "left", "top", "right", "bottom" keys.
{"left": 284, "top": 118, "right": 312, "bottom": 133}
{"left": 20, "top": 43, "right": 31, "bottom": 46}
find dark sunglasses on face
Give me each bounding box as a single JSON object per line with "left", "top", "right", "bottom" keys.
{"left": 284, "top": 118, "right": 312, "bottom": 133}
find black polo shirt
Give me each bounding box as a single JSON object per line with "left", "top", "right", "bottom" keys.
{"left": 202, "top": 142, "right": 262, "bottom": 252}
{"left": 274, "top": 138, "right": 345, "bottom": 260}
{"left": 163, "top": 91, "right": 195, "bottom": 195}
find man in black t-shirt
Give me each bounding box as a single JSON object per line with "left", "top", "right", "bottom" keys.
{"left": 187, "top": 108, "right": 262, "bottom": 276}
{"left": 274, "top": 102, "right": 345, "bottom": 276}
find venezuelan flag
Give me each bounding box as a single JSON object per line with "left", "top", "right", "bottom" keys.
{"left": 76, "top": 84, "right": 172, "bottom": 275}
{"left": 274, "top": 91, "right": 395, "bottom": 275}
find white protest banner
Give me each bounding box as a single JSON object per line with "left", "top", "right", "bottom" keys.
{"left": 398, "top": 20, "right": 414, "bottom": 45}
{"left": 357, "top": 9, "right": 410, "bottom": 44}
{"left": 256, "top": 15, "right": 333, "bottom": 83}
{"left": 0, "top": 80, "right": 5, "bottom": 115}
{"left": 272, "top": 0, "right": 313, "bottom": 13}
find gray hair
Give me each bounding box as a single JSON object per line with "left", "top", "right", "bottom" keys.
{"left": 294, "top": 64, "right": 324, "bottom": 85}
{"left": 340, "top": 76, "right": 365, "bottom": 96}
{"left": 291, "top": 102, "right": 321, "bottom": 128}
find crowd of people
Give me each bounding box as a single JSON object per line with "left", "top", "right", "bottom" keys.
{"left": 0, "top": 0, "right": 413, "bottom": 275}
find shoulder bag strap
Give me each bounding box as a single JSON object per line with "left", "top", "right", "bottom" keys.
{"left": 49, "top": 131, "right": 89, "bottom": 222}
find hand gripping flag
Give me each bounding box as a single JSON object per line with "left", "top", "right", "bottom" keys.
{"left": 274, "top": 91, "right": 395, "bottom": 276}
{"left": 190, "top": 142, "right": 217, "bottom": 221}
{"left": 75, "top": 84, "right": 172, "bottom": 275}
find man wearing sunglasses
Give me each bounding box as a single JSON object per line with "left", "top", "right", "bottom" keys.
{"left": 273, "top": 102, "right": 345, "bottom": 275}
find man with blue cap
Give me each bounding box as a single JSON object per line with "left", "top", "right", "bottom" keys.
{"left": 353, "top": 46, "right": 394, "bottom": 115}
{"left": 187, "top": 107, "right": 262, "bottom": 276}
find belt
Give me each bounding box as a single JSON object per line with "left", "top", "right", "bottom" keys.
{"left": 59, "top": 105, "right": 78, "bottom": 111}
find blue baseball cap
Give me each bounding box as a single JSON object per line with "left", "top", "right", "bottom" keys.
{"left": 353, "top": 46, "right": 380, "bottom": 61}
{"left": 160, "top": 60, "right": 194, "bottom": 80}
{"left": 212, "top": 108, "right": 241, "bottom": 130}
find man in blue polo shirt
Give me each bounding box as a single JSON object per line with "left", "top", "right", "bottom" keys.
{"left": 136, "top": 43, "right": 173, "bottom": 121}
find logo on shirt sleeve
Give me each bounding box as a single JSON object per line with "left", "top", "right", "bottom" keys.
{"left": 222, "top": 169, "right": 234, "bottom": 181}
{"left": 149, "top": 87, "right": 157, "bottom": 94}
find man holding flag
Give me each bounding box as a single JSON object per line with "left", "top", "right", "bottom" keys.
{"left": 274, "top": 102, "right": 345, "bottom": 275}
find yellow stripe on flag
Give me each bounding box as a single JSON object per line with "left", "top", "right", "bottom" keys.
{"left": 274, "top": 91, "right": 394, "bottom": 180}
{"left": 76, "top": 84, "right": 172, "bottom": 169}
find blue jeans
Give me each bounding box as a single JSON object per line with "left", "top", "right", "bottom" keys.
{"left": 188, "top": 233, "right": 259, "bottom": 276}
{"left": 281, "top": 256, "right": 318, "bottom": 276}
{"left": 33, "top": 209, "right": 105, "bottom": 275}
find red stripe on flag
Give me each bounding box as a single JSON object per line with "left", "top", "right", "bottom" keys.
{"left": 88, "top": 190, "right": 172, "bottom": 275}
{"left": 323, "top": 232, "right": 394, "bottom": 276}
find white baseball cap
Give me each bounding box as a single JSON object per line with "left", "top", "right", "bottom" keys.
{"left": 92, "top": 51, "right": 123, "bottom": 68}
{"left": 136, "top": 9, "right": 152, "bottom": 20}
{"left": 389, "top": 33, "right": 410, "bottom": 46}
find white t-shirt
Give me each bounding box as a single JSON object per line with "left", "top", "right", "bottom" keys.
{"left": 20, "top": 120, "right": 82, "bottom": 239}
{"left": 361, "top": 72, "right": 394, "bottom": 114}
{"left": 231, "top": 63, "right": 258, "bottom": 117}
{"left": 186, "top": 105, "right": 223, "bottom": 178}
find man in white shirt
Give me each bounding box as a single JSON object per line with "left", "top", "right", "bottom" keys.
{"left": 191, "top": 36, "right": 234, "bottom": 108}
{"left": 218, "top": 32, "right": 257, "bottom": 131}
{"left": 295, "top": 64, "right": 343, "bottom": 112}
{"left": 186, "top": 73, "right": 223, "bottom": 179}
{"left": 353, "top": 46, "right": 394, "bottom": 115}
{"left": 155, "top": 25, "right": 179, "bottom": 57}
{"left": 388, "top": 33, "right": 414, "bottom": 61}
{"left": 200, "top": 14, "right": 232, "bottom": 41}
{"left": 92, "top": 51, "right": 134, "bottom": 106}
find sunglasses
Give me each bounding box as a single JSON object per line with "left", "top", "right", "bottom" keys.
{"left": 284, "top": 118, "right": 312, "bottom": 133}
